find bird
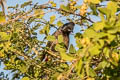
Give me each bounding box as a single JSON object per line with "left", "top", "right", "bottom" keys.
{"left": 42, "top": 22, "right": 75, "bottom": 61}
{"left": 47, "top": 22, "right": 75, "bottom": 51}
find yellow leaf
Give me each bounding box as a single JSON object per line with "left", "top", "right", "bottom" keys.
{"left": 57, "top": 21, "right": 63, "bottom": 27}
{"left": 112, "top": 53, "right": 119, "bottom": 62}
{"left": 89, "top": 0, "right": 100, "bottom": 4}
{"left": 0, "top": 52, "right": 4, "bottom": 58}
{"left": 52, "top": 3, "right": 56, "bottom": 7}
{"left": 21, "top": 77, "right": 29, "bottom": 80}
{"left": 50, "top": 15, "right": 56, "bottom": 24}
{"left": 86, "top": 78, "right": 95, "bottom": 80}
{"left": 0, "top": 12, "right": 6, "bottom": 23}
{"left": 34, "top": 10, "right": 44, "bottom": 19}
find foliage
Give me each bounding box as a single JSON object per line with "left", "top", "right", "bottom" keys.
{"left": 0, "top": 0, "right": 120, "bottom": 80}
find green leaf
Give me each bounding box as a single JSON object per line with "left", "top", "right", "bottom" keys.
{"left": 93, "top": 21, "right": 105, "bottom": 31}
{"left": 60, "top": 4, "right": 70, "bottom": 11}
{"left": 39, "top": 25, "right": 50, "bottom": 35}
{"left": 19, "top": 64, "right": 28, "bottom": 73}
{"left": 98, "top": 8, "right": 110, "bottom": 19}
{"left": 58, "top": 35, "right": 63, "bottom": 43}
{"left": 90, "top": 4, "right": 98, "bottom": 15}
{"left": 89, "top": 68, "right": 97, "bottom": 77}
{"left": 90, "top": 0, "right": 100, "bottom": 4}
{"left": 0, "top": 12, "right": 5, "bottom": 23}
{"left": 84, "top": 28, "right": 97, "bottom": 38}
{"left": 57, "top": 21, "right": 63, "bottom": 27}
{"left": 50, "top": 15, "right": 56, "bottom": 24}
{"left": 69, "top": 44, "right": 76, "bottom": 54}
{"left": 99, "top": 13, "right": 105, "bottom": 22}
{"left": 34, "top": 9, "right": 44, "bottom": 19}
{"left": 55, "top": 44, "right": 66, "bottom": 52}
{"left": 103, "top": 47, "right": 110, "bottom": 58}
{"left": 21, "top": 1, "right": 32, "bottom": 8}
{"left": 46, "top": 35, "right": 56, "bottom": 41}
{"left": 0, "top": 32, "right": 11, "bottom": 41}
{"left": 107, "top": 27, "right": 118, "bottom": 34}
{"left": 96, "top": 32, "right": 107, "bottom": 39}
{"left": 98, "top": 40, "right": 104, "bottom": 47}
{"left": 107, "top": 34, "right": 116, "bottom": 43}
{"left": 0, "top": 49, "right": 5, "bottom": 57}
{"left": 96, "top": 61, "right": 108, "bottom": 70}
{"left": 60, "top": 51, "right": 74, "bottom": 61}
{"left": 21, "top": 77, "right": 29, "bottom": 80}
{"left": 76, "top": 59, "right": 83, "bottom": 76}
{"left": 88, "top": 44, "right": 100, "bottom": 56}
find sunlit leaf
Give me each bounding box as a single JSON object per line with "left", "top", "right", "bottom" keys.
{"left": 60, "top": 51, "right": 74, "bottom": 61}
{"left": 34, "top": 9, "right": 44, "bottom": 19}
{"left": 46, "top": 35, "right": 56, "bottom": 41}
{"left": 84, "top": 28, "right": 97, "bottom": 38}
{"left": 107, "top": 1, "right": 117, "bottom": 15}
{"left": 50, "top": 15, "right": 56, "bottom": 24}
{"left": 0, "top": 32, "right": 11, "bottom": 41}
{"left": 21, "top": 77, "right": 29, "bottom": 80}
{"left": 0, "top": 12, "right": 6, "bottom": 23}
{"left": 103, "top": 47, "right": 110, "bottom": 58}
{"left": 0, "top": 50, "right": 4, "bottom": 58}
{"left": 60, "top": 4, "right": 70, "bottom": 11}
{"left": 86, "top": 78, "right": 95, "bottom": 80}
{"left": 112, "top": 53, "right": 119, "bottom": 62}
{"left": 88, "top": 44, "right": 100, "bottom": 56}
{"left": 57, "top": 21, "right": 63, "bottom": 27}
{"left": 39, "top": 25, "right": 50, "bottom": 35}
{"left": 98, "top": 8, "right": 110, "bottom": 19}
{"left": 89, "top": 0, "right": 100, "bottom": 4}
{"left": 93, "top": 21, "right": 105, "bottom": 31}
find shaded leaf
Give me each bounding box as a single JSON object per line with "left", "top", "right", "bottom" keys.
{"left": 69, "top": 44, "right": 76, "bottom": 54}
{"left": 58, "top": 35, "right": 63, "bottom": 43}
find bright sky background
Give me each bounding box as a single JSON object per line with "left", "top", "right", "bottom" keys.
{"left": 0, "top": 0, "right": 104, "bottom": 79}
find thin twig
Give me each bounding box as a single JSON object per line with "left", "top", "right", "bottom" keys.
{"left": 35, "top": 6, "right": 94, "bottom": 23}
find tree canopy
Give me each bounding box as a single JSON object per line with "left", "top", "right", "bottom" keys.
{"left": 0, "top": 0, "right": 120, "bottom": 80}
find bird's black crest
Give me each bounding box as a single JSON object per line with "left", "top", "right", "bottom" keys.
{"left": 61, "top": 22, "right": 75, "bottom": 33}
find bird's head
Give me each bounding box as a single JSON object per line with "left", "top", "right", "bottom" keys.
{"left": 61, "top": 22, "right": 75, "bottom": 34}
